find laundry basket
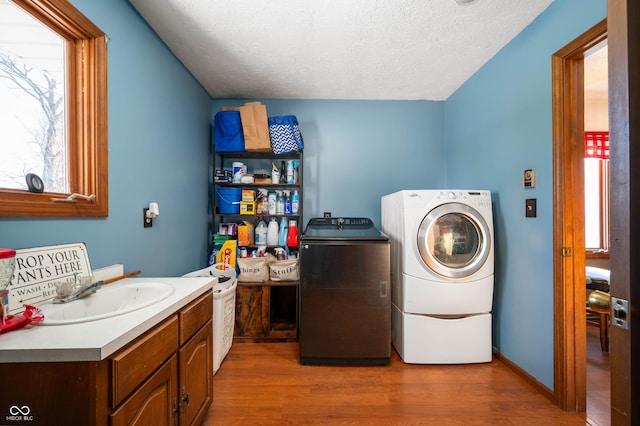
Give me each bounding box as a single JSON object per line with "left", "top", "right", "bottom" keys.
{"left": 212, "top": 277, "right": 237, "bottom": 373}
{"left": 182, "top": 262, "right": 236, "bottom": 280}
{"left": 183, "top": 264, "right": 237, "bottom": 374}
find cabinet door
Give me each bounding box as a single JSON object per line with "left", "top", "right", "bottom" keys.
{"left": 235, "top": 284, "right": 269, "bottom": 337}
{"left": 111, "top": 354, "right": 178, "bottom": 426}
{"left": 179, "top": 320, "right": 213, "bottom": 426}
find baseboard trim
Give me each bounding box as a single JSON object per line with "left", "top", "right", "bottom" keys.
{"left": 494, "top": 351, "right": 555, "bottom": 404}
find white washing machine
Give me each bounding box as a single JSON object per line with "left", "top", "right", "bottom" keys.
{"left": 381, "top": 190, "right": 494, "bottom": 364}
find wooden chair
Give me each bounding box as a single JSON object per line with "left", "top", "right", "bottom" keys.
{"left": 586, "top": 307, "right": 610, "bottom": 352}
{"left": 586, "top": 266, "right": 610, "bottom": 352}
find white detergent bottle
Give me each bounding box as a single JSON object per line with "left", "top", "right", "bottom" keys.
{"left": 255, "top": 220, "right": 267, "bottom": 245}
{"left": 267, "top": 217, "right": 279, "bottom": 246}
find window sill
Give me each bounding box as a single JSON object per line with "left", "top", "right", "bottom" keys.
{"left": 0, "top": 190, "right": 107, "bottom": 217}
{"left": 586, "top": 250, "right": 609, "bottom": 259}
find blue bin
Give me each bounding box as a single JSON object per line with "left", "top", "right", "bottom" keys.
{"left": 217, "top": 187, "right": 241, "bottom": 214}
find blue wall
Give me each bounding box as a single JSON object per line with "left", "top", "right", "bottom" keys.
{"left": 445, "top": 0, "right": 606, "bottom": 388}
{"left": 0, "top": 0, "right": 212, "bottom": 276}
{"left": 211, "top": 99, "right": 445, "bottom": 229}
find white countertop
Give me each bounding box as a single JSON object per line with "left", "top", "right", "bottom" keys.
{"left": 0, "top": 277, "right": 215, "bottom": 363}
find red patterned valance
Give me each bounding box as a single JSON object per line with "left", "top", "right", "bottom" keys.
{"left": 584, "top": 131, "right": 609, "bottom": 160}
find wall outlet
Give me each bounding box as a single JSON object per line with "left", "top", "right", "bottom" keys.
{"left": 143, "top": 208, "right": 153, "bottom": 227}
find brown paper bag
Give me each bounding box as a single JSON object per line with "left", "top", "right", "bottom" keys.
{"left": 244, "top": 102, "right": 271, "bottom": 151}
{"left": 222, "top": 102, "right": 271, "bottom": 151}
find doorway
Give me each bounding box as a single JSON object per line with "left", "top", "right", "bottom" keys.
{"left": 555, "top": 5, "right": 640, "bottom": 421}
{"left": 551, "top": 19, "right": 607, "bottom": 413}
{"left": 583, "top": 39, "right": 610, "bottom": 425}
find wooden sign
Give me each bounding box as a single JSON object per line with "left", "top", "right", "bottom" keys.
{"left": 7, "top": 243, "right": 92, "bottom": 314}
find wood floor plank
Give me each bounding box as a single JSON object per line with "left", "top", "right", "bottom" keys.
{"left": 586, "top": 326, "right": 610, "bottom": 426}
{"left": 203, "top": 342, "right": 590, "bottom": 425}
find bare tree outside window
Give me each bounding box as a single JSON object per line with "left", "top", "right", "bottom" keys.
{"left": 0, "top": 0, "right": 66, "bottom": 193}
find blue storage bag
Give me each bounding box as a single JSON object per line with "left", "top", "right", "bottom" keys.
{"left": 214, "top": 110, "right": 246, "bottom": 152}
{"left": 268, "top": 115, "right": 304, "bottom": 154}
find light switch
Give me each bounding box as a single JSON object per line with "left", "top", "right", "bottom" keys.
{"left": 526, "top": 198, "right": 537, "bottom": 217}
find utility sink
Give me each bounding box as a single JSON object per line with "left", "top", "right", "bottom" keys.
{"left": 37, "top": 282, "right": 175, "bottom": 325}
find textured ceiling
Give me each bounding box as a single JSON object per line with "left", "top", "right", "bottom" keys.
{"left": 129, "top": 0, "right": 554, "bottom": 101}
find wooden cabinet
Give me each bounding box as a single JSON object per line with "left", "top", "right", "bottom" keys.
{"left": 110, "top": 291, "right": 212, "bottom": 426}
{"left": 212, "top": 150, "right": 303, "bottom": 342}
{"left": 111, "top": 354, "right": 178, "bottom": 426}
{"left": 234, "top": 281, "right": 298, "bottom": 342}
{"left": 111, "top": 306, "right": 212, "bottom": 426}
{"left": 0, "top": 291, "right": 213, "bottom": 426}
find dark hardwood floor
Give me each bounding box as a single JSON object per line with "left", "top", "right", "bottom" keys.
{"left": 586, "top": 326, "right": 611, "bottom": 426}
{"left": 204, "top": 341, "right": 598, "bottom": 425}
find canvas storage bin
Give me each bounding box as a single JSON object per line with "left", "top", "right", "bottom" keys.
{"left": 269, "top": 258, "right": 299, "bottom": 281}
{"left": 237, "top": 256, "right": 271, "bottom": 282}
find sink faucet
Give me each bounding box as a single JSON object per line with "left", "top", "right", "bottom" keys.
{"left": 53, "top": 274, "right": 103, "bottom": 304}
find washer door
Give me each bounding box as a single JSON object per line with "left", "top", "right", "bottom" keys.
{"left": 417, "top": 202, "right": 491, "bottom": 279}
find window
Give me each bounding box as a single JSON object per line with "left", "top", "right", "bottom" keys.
{"left": 584, "top": 42, "right": 608, "bottom": 257}
{"left": 584, "top": 155, "right": 609, "bottom": 254}
{"left": 0, "top": 4, "right": 67, "bottom": 192}
{"left": 0, "top": 0, "right": 108, "bottom": 217}
{"left": 584, "top": 132, "right": 610, "bottom": 254}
